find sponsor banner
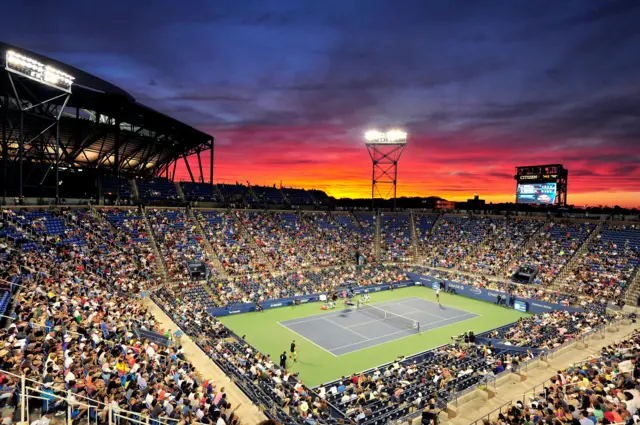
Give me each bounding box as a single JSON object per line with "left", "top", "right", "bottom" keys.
{"left": 404, "top": 272, "right": 583, "bottom": 315}
{"left": 207, "top": 280, "right": 415, "bottom": 317}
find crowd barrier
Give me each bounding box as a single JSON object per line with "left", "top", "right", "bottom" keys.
{"left": 207, "top": 271, "right": 580, "bottom": 317}
{"left": 207, "top": 279, "right": 415, "bottom": 316}
{"left": 404, "top": 272, "right": 585, "bottom": 314}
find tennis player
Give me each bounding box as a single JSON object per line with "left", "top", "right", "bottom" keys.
{"left": 435, "top": 287, "right": 441, "bottom": 305}
{"left": 290, "top": 340, "right": 298, "bottom": 362}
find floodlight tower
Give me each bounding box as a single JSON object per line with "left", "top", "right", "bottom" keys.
{"left": 364, "top": 129, "right": 407, "bottom": 211}
{"left": 2, "top": 49, "right": 74, "bottom": 203}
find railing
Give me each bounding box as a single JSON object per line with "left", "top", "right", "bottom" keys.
{"left": 469, "top": 401, "right": 513, "bottom": 425}
{"left": 3, "top": 368, "right": 208, "bottom": 425}
{"left": 467, "top": 320, "right": 635, "bottom": 425}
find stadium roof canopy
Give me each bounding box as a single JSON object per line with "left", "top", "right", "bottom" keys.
{"left": 0, "top": 41, "right": 213, "bottom": 185}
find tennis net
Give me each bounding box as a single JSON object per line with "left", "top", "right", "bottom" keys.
{"left": 356, "top": 302, "right": 420, "bottom": 332}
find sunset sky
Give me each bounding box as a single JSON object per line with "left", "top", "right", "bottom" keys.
{"left": 2, "top": 0, "right": 639, "bottom": 207}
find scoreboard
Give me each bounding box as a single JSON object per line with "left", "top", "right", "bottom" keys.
{"left": 516, "top": 182, "right": 557, "bottom": 205}
{"left": 514, "top": 164, "right": 568, "bottom": 207}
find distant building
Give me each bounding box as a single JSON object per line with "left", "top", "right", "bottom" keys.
{"left": 464, "top": 194, "right": 486, "bottom": 210}
{"left": 435, "top": 199, "right": 456, "bottom": 210}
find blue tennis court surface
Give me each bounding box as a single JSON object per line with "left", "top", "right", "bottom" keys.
{"left": 279, "top": 297, "right": 480, "bottom": 356}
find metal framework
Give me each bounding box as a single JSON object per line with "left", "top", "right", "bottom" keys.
{"left": 0, "top": 43, "right": 214, "bottom": 202}
{"left": 365, "top": 130, "right": 407, "bottom": 211}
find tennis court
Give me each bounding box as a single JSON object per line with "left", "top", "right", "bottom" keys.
{"left": 279, "top": 297, "right": 479, "bottom": 356}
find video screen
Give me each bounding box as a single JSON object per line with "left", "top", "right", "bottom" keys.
{"left": 516, "top": 183, "right": 557, "bottom": 205}
{"left": 514, "top": 300, "right": 528, "bottom": 313}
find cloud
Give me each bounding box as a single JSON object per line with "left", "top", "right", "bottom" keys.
{"left": 1, "top": 0, "right": 639, "bottom": 206}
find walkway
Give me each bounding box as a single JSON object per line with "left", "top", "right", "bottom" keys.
{"left": 450, "top": 320, "right": 637, "bottom": 425}
{"left": 143, "top": 297, "right": 267, "bottom": 425}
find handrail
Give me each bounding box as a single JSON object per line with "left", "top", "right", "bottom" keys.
{"left": 0, "top": 368, "right": 211, "bottom": 425}
{"left": 467, "top": 322, "right": 636, "bottom": 425}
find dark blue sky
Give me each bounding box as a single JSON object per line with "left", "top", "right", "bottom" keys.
{"left": 2, "top": 0, "right": 639, "bottom": 205}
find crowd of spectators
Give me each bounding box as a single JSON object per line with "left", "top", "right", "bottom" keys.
{"left": 302, "top": 212, "right": 371, "bottom": 267}
{"left": 380, "top": 214, "right": 412, "bottom": 262}
{"left": 146, "top": 208, "right": 212, "bottom": 280}
{"left": 321, "top": 344, "right": 535, "bottom": 424}
{"left": 197, "top": 211, "right": 269, "bottom": 275}
{"left": 481, "top": 311, "right": 611, "bottom": 349}
{"left": 507, "top": 221, "right": 598, "bottom": 286}
{"left": 3, "top": 205, "right": 640, "bottom": 425}
{"left": 425, "top": 216, "right": 503, "bottom": 269}
{"left": 152, "top": 287, "right": 329, "bottom": 425}
{"left": 459, "top": 218, "right": 543, "bottom": 276}
{"left": 0, "top": 237, "right": 241, "bottom": 425}
{"left": 3, "top": 207, "right": 160, "bottom": 294}
{"left": 409, "top": 266, "right": 605, "bottom": 311}
{"left": 559, "top": 224, "right": 640, "bottom": 301}
{"left": 237, "top": 211, "right": 309, "bottom": 271}
{"left": 484, "top": 331, "right": 640, "bottom": 425}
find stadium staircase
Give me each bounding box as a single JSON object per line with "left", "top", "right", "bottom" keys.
{"left": 453, "top": 218, "right": 505, "bottom": 271}
{"left": 549, "top": 218, "right": 605, "bottom": 288}
{"left": 188, "top": 208, "right": 229, "bottom": 279}
{"left": 500, "top": 216, "right": 550, "bottom": 279}
{"left": 296, "top": 213, "right": 325, "bottom": 267}
{"left": 623, "top": 262, "right": 640, "bottom": 311}
{"left": 141, "top": 207, "right": 169, "bottom": 281}
{"left": 374, "top": 212, "right": 382, "bottom": 262}
{"left": 232, "top": 209, "right": 276, "bottom": 272}
{"left": 418, "top": 212, "right": 444, "bottom": 264}
{"left": 409, "top": 212, "right": 420, "bottom": 259}
{"left": 129, "top": 179, "right": 140, "bottom": 200}
{"left": 445, "top": 318, "right": 636, "bottom": 425}
{"left": 174, "top": 182, "right": 185, "bottom": 202}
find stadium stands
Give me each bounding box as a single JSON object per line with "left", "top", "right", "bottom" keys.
{"left": 425, "top": 216, "right": 503, "bottom": 269}
{"left": 181, "top": 182, "right": 221, "bottom": 202}
{"left": 458, "top": 218, "right": 544, "bottom": 276}
{"left": 197, "top": 210, "right": 269, "bottom": 275}
{"left": 380, "top": 213, "right": 412, "bottom": 262}
{"left": 281, "top": 187, "right": 316, "bottom": 205}
{"left": 3, "top": 205, "right": 640, "bottom": 425}
{"left": 486, "top": 331, "right": 640, "bottom": 425}
{"left": 320, "top": 344, "right": 531, "bottom": 423}
{"left": 102, "top": 176, "right": 133, "bottom": 200}
{"left": 147, "top": 208, "right": 212, "bottom": 280}
{"left": 559, "top": 223, "right": 640, "bottom": 300}
{"left": 137, "top": 178, "right": 180, "bottom": 200}
{"left": 508, "top": 221, "right": 598, "bottom": 286}
{"left": 478, "top": 310, "right": 610, "bottom": 349}
{"left": 218, "top": 183, "right": 249, "bottom": 203}
{"left": 414, "top": 213, "right": 439, "bottom": 241}
{"left": 0, "top": 230, "right": 242, "bottom": 425}
{"left": 237, "top": 211, "right": 310, "bottom": 270}
{"left": 251, "top": 185, "right": 286, "bottom": 204}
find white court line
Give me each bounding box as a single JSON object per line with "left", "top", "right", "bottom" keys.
{"left": 280, "top": 308, "right": 357, "bottom": 326}
{"left": 329, "top": 312, "right": 480, "bottom": 354}
{"left": 276, "top": 322, "right": 338, "bottom": 358}
{"left": 376, "top": 296, "right": 475, "bottom": 320}
{"left": 324, "top": 317, "right": 370, "bottom": 340}
{"left": 281, "top": 297, "right": 447, "bottom": 326}
{"left": 280, "top": 297, "right": 424, "bottom": 326}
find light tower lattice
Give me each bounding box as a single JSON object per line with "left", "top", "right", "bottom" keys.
{"left": 364, "top": 129, "right": 407, "bottom": 211}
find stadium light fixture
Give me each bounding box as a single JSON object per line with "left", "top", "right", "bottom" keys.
{"left": 5, "top": 50, "right": 74, "bottom": 92}
{"left": 364, "top": 129, "right": 408, "bottom": 145}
